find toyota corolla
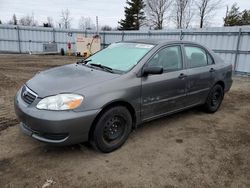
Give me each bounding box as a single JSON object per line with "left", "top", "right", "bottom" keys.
{"left": 15, "top": 39, "right": 233, "bottom": 153}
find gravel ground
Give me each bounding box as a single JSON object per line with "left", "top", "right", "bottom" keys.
{"left": 0, "top": 54, "right": 249, "bottom": 188}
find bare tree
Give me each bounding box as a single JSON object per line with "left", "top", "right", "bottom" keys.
{"left": 184, "top": 0, "right": 195, "bottom": 28}
{"left": 195, "top": 0, "right": 222, "bottom": 28}
{"left": 145, "top": 0, "right": 172, "bottom": 29}
{"left": 47, "top": 17, "right": 54, "bottom": 27}
{"left": 60, "top": 9, "right": 72, "bottom": 29}
{"left": 78, "top": 16, "right": 96, "bottom": 30}
{"left": 19, "top": 14, "right": 37, "bottom": 26}
{"left": 173, "top": 0, "right": 194, "bottom": 29}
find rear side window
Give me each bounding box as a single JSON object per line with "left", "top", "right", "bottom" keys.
{"left": 184, "top": 46, "right": 208, "bottom": 68}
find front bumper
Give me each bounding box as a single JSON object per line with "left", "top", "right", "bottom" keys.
{"left": 14, "top": 89, "right": 99, "bottom": 146}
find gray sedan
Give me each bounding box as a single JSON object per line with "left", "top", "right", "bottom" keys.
{"left": 15, "top": 39, "right": 233, "bottom": 152}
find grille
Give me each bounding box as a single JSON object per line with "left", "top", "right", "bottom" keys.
{"left": 21, "top": 85, "right": 37, "bottom": 104}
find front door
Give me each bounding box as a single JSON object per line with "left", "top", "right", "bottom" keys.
{"left": 141, "top": 45, "right": 187, "bottom": 121}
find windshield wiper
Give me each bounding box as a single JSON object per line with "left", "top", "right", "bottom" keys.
{"left": 76, "top": 59, "right": 92, "bottom": 65}
{"left": 89, "top": 63, "right": 114, "bottom": 73}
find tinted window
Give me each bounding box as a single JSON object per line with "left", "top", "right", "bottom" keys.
{"left": 184, "top": 46, "right": 208, "bottom": 68}
{"left": 147, "top": 46, "right": 182, "bottom": 72}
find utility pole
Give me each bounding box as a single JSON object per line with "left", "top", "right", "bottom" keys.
{"left": 96, "top": 16, "right": 99, "bottom": 35}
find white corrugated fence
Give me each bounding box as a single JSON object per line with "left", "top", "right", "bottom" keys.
{"left": 0, "top": 24, "right": 249, "bottom": 74}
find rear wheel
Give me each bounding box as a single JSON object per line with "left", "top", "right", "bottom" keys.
{"left": 204, "top": 84, "right": 224, "bottom": 113}
{"left": 90, "top": 106, "right": 132, "bottom": 153}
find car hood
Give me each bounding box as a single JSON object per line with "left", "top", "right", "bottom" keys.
{"left": 26, "top": 64, "right": 120, "bottom": 98}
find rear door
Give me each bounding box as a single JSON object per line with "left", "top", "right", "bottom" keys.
{"left": 141, "top": 45, "right": 187, "bottom": 121}
{"left": 183, "top": 45, "right": 214, "bottom": 106}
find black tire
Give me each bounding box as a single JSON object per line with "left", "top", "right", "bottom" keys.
{"left": 204, "top": 84, "right": 224, "bottom": 113}
{"left": 90, "top": 106, "right": 132, "bottom": 153}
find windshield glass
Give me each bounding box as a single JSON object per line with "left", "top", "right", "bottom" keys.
{"left": 86, "top": 42, "right": 154, "bottom": 72}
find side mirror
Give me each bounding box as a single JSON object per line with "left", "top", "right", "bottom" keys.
{"left": 142, "top": 66, "right": 163, "bottom": 76}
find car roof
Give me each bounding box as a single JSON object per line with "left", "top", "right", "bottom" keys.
{"left": 124, "top": 39, "right": 202, "bottom": 46}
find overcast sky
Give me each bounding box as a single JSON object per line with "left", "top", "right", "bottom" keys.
{"left": 0, "top": 0, "right": 250, "bottom": 29}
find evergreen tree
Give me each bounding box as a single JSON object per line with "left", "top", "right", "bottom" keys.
{"left": 0, "top": 20, "right": 2, "bottom": 24}
{"left": 224, "top": 3, "right": 241, "bottom": 26}
{"left": 118, "top": 0, "right": 146, "bottom": 30}
{"left": 13, "top": 14, "right": 17, "bottom": 25}
{"left": 224, "top": 3, "right": 250, "bottom": 26}
{"left": 7, "top": 14, "right": 18, "bottom": 25}
{"left": 240, "top": 10, "right": 250, "bottom": 25}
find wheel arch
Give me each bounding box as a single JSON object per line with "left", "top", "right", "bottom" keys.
{"left": 214, "top": 80, "right": 225, "bottom": 90}
{"left": 88, "top": 100, "right": 137, "bottom": 141}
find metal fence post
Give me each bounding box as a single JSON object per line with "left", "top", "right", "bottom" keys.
{"left": 85, "top": 30, "right": 87, "bottom": 37}
{"left": 179, "top": 30, "right": 183, "bottom": 40}
{"left": 148, "top": 31, "right": 151, "bottom": 38}
{"left": 103, "top": 31, "right": 106, "bottom": 48}
{"left": 16, "top": 26, "right": 21, "bottom": 53}
{"left": 122, "top": 31, "right": 125, "bottom": 41}
{"left": 52, "top": 28, "right": 56, "bottom": 42}
{"left": 234, "top": 28, "right": 242, "bottom": 72}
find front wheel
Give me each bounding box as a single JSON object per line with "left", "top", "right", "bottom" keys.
{"left": 90, "top": 106, "right": 132, "bottom": 153}
{"left": 203, "top": 84, "right": 224, "bottom": 113}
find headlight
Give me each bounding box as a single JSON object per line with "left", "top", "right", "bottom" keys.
{"left": 36, "top": 94, "right": 84, "bottom": 110}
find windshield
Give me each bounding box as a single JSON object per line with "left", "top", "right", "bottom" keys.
{"left": 86, "top": 42, "right": 154, "bottom": 72}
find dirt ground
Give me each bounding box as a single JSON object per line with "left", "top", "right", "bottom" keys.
{"left": 0, "top": 54, "right": 249, "bottom": 188}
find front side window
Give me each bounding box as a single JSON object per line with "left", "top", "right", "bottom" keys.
{"left": 207, "top": 53, "right": 214, "bottom": 65}
{"left": 147, "top": 46, "right": 182, "bottom": 72}
{"left": 86, "top": 42, "right": 154, "bottom": 72}
{"left": 184, "top": 46, "right": 208, "bottom": 68}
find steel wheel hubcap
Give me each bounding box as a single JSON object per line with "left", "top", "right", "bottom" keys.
{"left": 103, "top": 116, "right": 125, "bottom": 142}
{"left": 211, "top": 90, "right": 221, "bottom": 106}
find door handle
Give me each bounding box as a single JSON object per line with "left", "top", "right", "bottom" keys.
{"left": 209, "top": 68, "right": 215, "bottom": 72}
{"left": 178, "top": 73, "right": 187, "bottom": 79}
